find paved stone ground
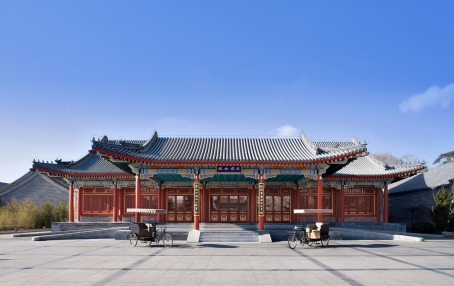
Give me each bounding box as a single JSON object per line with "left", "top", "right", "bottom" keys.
{"left": 1, "top": 236, "right": 454, "bottom": 285}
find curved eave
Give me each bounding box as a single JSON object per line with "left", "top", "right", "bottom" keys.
{"left": 33, "top": 166, "right": 132, "bottom": 178}
{"left": 326, "top": 167, "right": 426, "bottom": 180}
{"left": 93, "top": 146, "right": 366, "bottom": 166}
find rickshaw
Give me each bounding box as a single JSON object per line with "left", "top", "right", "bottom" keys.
{"left": 127, "top": 208, "right": 173, "bottom": 248}
{"left": 288, "top": 209, "right": 332, "bottom": 249}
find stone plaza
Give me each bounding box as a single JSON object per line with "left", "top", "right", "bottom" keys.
{"left": 1, "top": 236, "right": 454, "bottom": 285}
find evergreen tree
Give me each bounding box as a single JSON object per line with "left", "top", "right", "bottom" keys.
{"left": 430, "top": 186, "right": 454, "bottom": 232}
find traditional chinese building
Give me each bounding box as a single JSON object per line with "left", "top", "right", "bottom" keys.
{"left": 33, "top": 131, "right": 426, "bottom": 230}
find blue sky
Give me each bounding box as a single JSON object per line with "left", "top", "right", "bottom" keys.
{"left": 1, "top": 1, "right": 453, "bottom": 183}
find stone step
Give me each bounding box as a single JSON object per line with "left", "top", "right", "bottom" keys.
{"left": 199, "top": 231, "right": 259, "bottom": 242}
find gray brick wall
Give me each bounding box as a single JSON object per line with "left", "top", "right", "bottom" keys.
{"left": 0, "top": 173, "right": 68, "bottom": 206}
{"left": 389, "top": 188, "right": 441, "bottom": 230}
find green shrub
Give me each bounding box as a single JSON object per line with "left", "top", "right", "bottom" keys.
{"left": 54, "top": 201, "right": 68, "bottom": 223}
{"left": 412, "top": 221, "right": 435, "bottom": 234}
{"left": 15, "top": 197, "right": 40, "bottom": 229}
{"left": 0, "top": 198, "right": 68, "bottom": 230}
{"left": 40, "top": 201, "right": 54, "bottom": 228}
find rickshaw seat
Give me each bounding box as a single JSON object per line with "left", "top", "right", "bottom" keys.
{"left": 130, "top": 222, "right": 155, "bottom": 237}
{"left": 305, "top": 224, "right": 317, "bottom": 233}
{"left": 307, "top": 223, "right": 329, "bottom": 239}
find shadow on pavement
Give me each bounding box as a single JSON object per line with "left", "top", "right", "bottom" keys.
{"left": 327, "top": 243, "right": 397, "bottom": 248}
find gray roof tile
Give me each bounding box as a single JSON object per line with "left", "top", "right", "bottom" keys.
{"left": 92, "top": 131, "right": 367, "bottom": 164}
{"left": 389, "top": 162, "right": 454, "bottom": 193}
{"left": 330, "top": 156, "right": 426, "bottom": 178}
{"left": 33, "top": 153, "right": 128, "bottom": 176}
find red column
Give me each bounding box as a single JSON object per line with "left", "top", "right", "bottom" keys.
{"left": 334, "top": 188, "right": 339, "bottom": 223}
{"left": 157, "top": 184, "right": 162, "bottom": 222}
{"left": 118, "top": 187, "right": 123, "bottom": 222}
{"left": 161, "top": 187, "right": 166, "bottom": 222}
{"left": 76, "top": 188, "right": 82, "bottom": 222}
{"left": 340, "top": 184, "right": 345, "bottom": 223}
{"left": 384, "top": 184, "right": 389, "bottom": 222}
{"left": 135, "top": 174, "right": 141, "bottom": 222}
{"left": 193, "top": 174, "right": 200, "bottom": 230}
{"left": 69, "top": 183, "right": 74, "bottom": 222}
{"left": 258, "top": 174, "right": 265, "bottom": 230}
{"left": 317, "top": 174, "right": 323, "bottom": 222}
{"left": 292, "top": 188, "right": 298, "bottom": 223}
{"left": 202, "top": 183, "right": 208, "bottom": 222}
{"left": 113, "top": 183, "right": 118, "bottom": 222}
{"left": 249, "top": 183, "right": 256, "bottom": 223}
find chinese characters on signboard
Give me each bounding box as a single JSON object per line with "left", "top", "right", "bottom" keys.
{"left": 217, "top": 166, "right": 242, "bottom": 172}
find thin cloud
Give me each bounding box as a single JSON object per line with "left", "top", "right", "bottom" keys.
{"left": 399, "top": 83, "right": 454, "bottom": 113}
{"left": 270, "top": 125, "right": 299, "bottom": 138}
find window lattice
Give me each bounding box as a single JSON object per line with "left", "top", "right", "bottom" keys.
{"left": 322, "top": 195, "right": 332, "bottom": 209}
{"left": 84, "top": 196, "right": 91, "bottom": 212}
{"left": 299, "top": 195, "right": 316, "bottom": 209}
{"left": 141, "top": 195, "right": 158, "bottom": 209}
{"left": 125, "top": 195, "right": 135, "bottom": 210}
{"left": 93, "top": 196, "right": 99, "bottom": 211}
{"left": 344, "top": 195, "right": 374, "bottom": 214}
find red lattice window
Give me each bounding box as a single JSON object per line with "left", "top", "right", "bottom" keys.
{"left": 82, "top": 195, "right": 113, "bottom": 214}
{"left": 125, "top": 194, "right": 135, "bottom": 213}
{"left": 299, "top": 195, "right": 316, "bottom": 209}
{"left": 323, "top": 195, "right": 332, "bottom": 209}
{"left": 84, "top": 196, "right": 91, "bottom": 212}
{"left": 344, "top": 195, "right": 374, "bottom": 215}
{"left": 142, "top": 195, "right": 158, "bottom": 209}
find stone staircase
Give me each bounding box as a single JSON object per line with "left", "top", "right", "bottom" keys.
{"left": 199, "top": 231, "right": 259, "bottom": 243}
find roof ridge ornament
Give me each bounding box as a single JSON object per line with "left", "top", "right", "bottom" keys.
{"left": 299, "top": 131, "right": 319, "bottom": 155}
{"left": 350, "top": 136, "right": 360, "bottom": 145}
{"left": 141, "top": 131, "right": 159, "bottom": 151}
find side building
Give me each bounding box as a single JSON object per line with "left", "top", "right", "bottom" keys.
{"left": 0, "top": 170, "right": 68, "bottom": 206}
{"left": 33, "top": 131, "right": 426, "bottom": 229}
{"left": 389, "top": 162, "right": 454, "bottom": 230}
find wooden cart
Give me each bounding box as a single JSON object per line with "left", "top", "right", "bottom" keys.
{"left": 127, "top": 208, "right": 172, "bottom": 248}
{"left": 289, "top": 209, "right": 332, "bottom": 248}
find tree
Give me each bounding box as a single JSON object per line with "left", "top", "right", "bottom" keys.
{"left": 370, "top": 152, "right": 400, "bottom": 164}
{"left": 370, "top": 152, "right": 421, "bottom": 164}
{"left": 433, "top": 151, "right": 454, "bottom": 165}
{"left": 400, "top": 154, "right": 421, "bottom": 164}
{"left": 429, "top": 186, "right": 454, "bottom": 233}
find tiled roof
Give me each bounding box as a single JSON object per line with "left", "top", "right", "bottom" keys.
{"left": 33, "top": 153, "right": 129, "bottom": 177}
{"left": 329, "top": 156, "right": 426, "bottom": 178}
{"left": 389, "top": 162, "right": 454, "bottom": 193}
{"left": 92, "top": 131, "right": 367, "bottom": 164}
{"left": 313, "top": 136, "right": 360, "bottom": 149}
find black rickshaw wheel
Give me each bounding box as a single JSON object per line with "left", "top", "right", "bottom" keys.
{"left": 321, "top": 234, "right": 330, "bottom": 247}
{"left": 307, "top": 239, "right": 314, "bottom": 247}
{"left": 288, "top": 234, "right": 297, "bottom": 249}
{"left": 162, "top": 234, "right": 173, "bottom": 248}
{"left": 129, "top": 233, "right": 138, "bottom": 247}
